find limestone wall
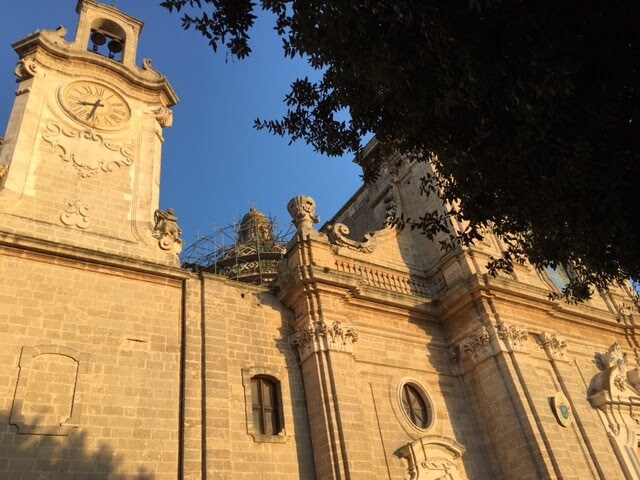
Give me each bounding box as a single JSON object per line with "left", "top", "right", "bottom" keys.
{"left": 190, "top": 275, "right": 316, "bottom": 480}
{"left": 0, "top": 245, "right": 184, "bottom": 479}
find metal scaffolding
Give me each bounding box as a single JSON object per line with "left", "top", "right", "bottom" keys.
{"left": 180, "top": 210, "right": 293, "bottom": 286}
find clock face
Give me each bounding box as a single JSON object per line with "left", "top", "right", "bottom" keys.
{"left": 61, "top": 81, "right": 131, "bottom": 130}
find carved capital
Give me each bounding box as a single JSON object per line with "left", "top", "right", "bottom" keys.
{"left": 287, "top": 195, "right": 319, "bottom": 235}
{"left": 290, "top": 319, "right": 358, "bottom": 362}
{"left": 152, "top": 208, "right": 183, "bottom": 254}
{"left": 537, "top": 332, "right": 568, "bottom": 360}
{"left": 459, "top": 326, "right": 491, "bottom": 364}
{"left": 448, "top": 346, "right": 460, "bottom": 365}
{"left": 496, "top": 323, "right": 529, "bottom": 352}
{"left": 60, "top": 201, "right": 91, "bottom": 230}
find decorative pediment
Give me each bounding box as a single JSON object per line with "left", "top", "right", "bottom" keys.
{"left": 588, "top": 343, "right": 640, "bottom": 441}
{"left": 587, "top": 343, "right": 640, "bottom": 477}
{"left": 396, "top": 435, "right": 466, "bottom": 480}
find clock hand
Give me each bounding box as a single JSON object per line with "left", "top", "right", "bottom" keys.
{"left": 86, "top": 99, "right": 104, "bottom": 120}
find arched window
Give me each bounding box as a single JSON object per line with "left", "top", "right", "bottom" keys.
{"left": 251, "top": 376, "right": 280, "bottom": 435}
{"left": 401, "top": 383, "right": 430, "bottom": 429}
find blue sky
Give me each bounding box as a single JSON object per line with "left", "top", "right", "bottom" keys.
{"left": 0, "top": 1, "right": 363, "bottom": 247}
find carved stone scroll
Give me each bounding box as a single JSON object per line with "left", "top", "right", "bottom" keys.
{"left": 14, "top": 58, "right": 38, "bottom": 81}
{"left": 326, "top": 222, "right": 394, "bottom": 253}
{"left": 60, "top": 201, "right": 91, "bottom": 229}
{"left": 290, "top": 319, "right": 358, "bottom": 362}
{"left": 142, "top": 58, "right": 165, "bottom": 80}
{"left": 152, "top": 208, "right": 183, "bottom": 254}
{"left": 42, "top": 122, "right": 135, "bottom": 178}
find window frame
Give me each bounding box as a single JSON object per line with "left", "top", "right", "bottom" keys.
{"left": 394, "top": 378, "right": 434, "bottom": 435}
{"left": 251, "top": 376, "right": 280, "bottom": 436}
{"left": 241, "top": 367, "right": 287, "bottom": 443}
{"left": 401, "top": 383, "right": 430, "bottom": 429}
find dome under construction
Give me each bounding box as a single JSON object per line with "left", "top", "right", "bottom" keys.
{"left": 181, "top": 208, "right": 288, "bottom": 285}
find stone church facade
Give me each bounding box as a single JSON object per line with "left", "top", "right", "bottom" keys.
{"left": 0, "top": 2, "right": 638, "bottom": 479}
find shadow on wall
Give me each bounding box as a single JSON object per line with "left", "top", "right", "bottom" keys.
{"left": 0, "top": 411, "right": 153, "bottom": 479}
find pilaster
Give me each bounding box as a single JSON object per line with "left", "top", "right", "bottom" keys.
{"left": 280, "top": 195, "right": 375, "bottom": 480}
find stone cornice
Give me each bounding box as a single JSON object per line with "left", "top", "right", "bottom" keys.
{"left": 0, "top": 231, "right": 189, "bottom": 281}
{"left": 12, "top": 31, "right": 178, "bottom": 106}
{"left": 438, "top": 272, "right": 623, "bottom": 335}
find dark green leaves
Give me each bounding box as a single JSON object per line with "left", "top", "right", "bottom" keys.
{"left": 162, "top": 0, "right": 640, "bottom": 302}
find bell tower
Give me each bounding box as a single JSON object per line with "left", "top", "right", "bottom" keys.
{"left": 0, "top": 0, "right": 180, "bottom": 264}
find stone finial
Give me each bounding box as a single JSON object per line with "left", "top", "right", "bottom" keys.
{"left": 152, "top": 208, "right": 183, "bottom": 254}
{"left": 287, "top": 195, "right": 319, "bottom": 234}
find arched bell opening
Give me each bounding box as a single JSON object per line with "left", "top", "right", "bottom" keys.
{"left": 87, "top": 18, "right": 126, "bottom": 62}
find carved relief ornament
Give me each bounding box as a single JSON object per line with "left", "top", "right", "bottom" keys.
{"left": 0, "top": 164, "right": 8, "bottom": 182}
{"left": 537, "top": 332, "right": 568, "bottom": 360}
{"left": 397, "top": 435, "right": 465, "bottom": 480}
{"left": 497, "top": 323, "right": 529, "bottom": 352}
{"left": 152, "top": 106, "right": 173, "bottom": 128}
{"left": 588, "top": 342, "right": 640, "bottom": 468}
{"left": 14, "top": 58, "right": 38, "bottom": 81}
{"left": 60, "top": 200, "right": 91, "bottom": 229}
{"left": 42, "top": 122, "right": 135, "bottom": 178}
{"left": 589, "top": 342, "right": 634, "bottom": 399}
{"left": 459, "top": 326, "right": 491, "bottom": 363}
{"left": 326, "top": 222, "right": 394, "bottom": 254}
{"left": 289, "top": 319, "right": 358, "bottom": 362}
{"left": 287, "top": 195, "right": 320, "bottom": 235}
{"left": 152, "top": 208, "right": 183, "bottom": 254}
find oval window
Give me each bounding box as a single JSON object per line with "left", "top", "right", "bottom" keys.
{"left": 401, "top": 383, "right": 430, "bottom": 429}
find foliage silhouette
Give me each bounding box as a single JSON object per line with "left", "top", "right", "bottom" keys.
{"left": 162, "top": 0, "right": 639, "bottom": 301}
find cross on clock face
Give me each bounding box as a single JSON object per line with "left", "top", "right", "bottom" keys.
{"left": 61, "top": 81, "right": 131, "bottom": 130}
